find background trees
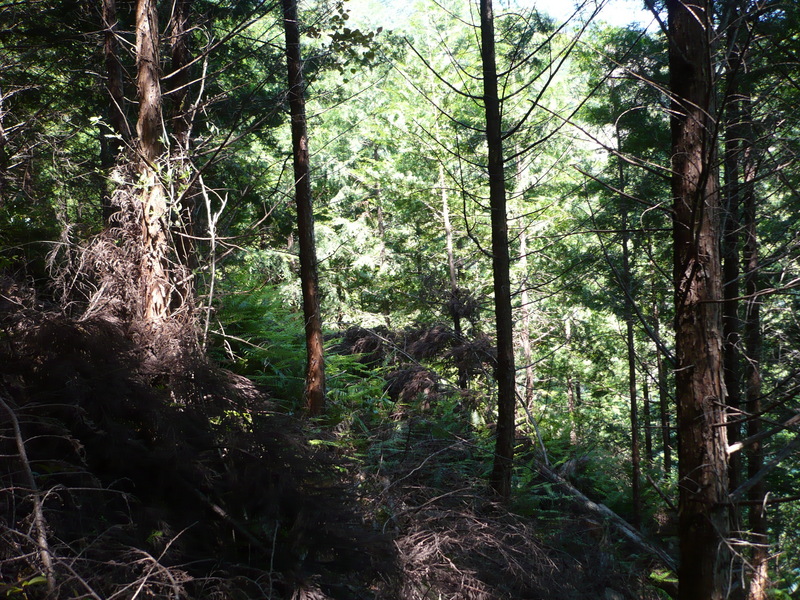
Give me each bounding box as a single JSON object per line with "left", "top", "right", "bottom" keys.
{"left": 3, "top": 0, "right": 800, "bottom": 598}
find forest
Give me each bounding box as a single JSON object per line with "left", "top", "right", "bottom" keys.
{"left": 1, "top": 0, "right": 799, "bottom": 598}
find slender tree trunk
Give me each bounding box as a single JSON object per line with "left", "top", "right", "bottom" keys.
{"left": 101, "top": 0, "right": 127, "bottom": 223}
{"left": 480, "top": 0, "right": 516, "bottom": 500}
{"left": 643, "top": 375, "right": 653, "bottom": 465}
{"left": 722, "top": 14, "right": 743, "bottom": 503}
{"left": 282, "top": 0, "right": 325, "bottom": 415}
{"left": 567, "top": 376, "right": 578, "bottom": 445}
{"left": 616, "top": 129, "right": 641, "bottom": 521}
{"left": 667, "top": 1, "right": 730, "bottom": 598}
{"left": 742, "top": 110, "right": 767, "bottom": 600}
{"left": 519, "top": 226, "right": 534, "bottom": 407}
{"left": 136, "top": 0, "right": 171, "bottom": 323}
{"left": 515, "top": 149, "right": 534, "bottom": 407}
{"left": 440, "top": 163, "right": 469, "bottom": 389}
{"left": 621, "top": 209, "right": 642, "bottom": 528}
{"left": 653, "top": 293, "right": 672, "bottom": 475}
{"left": 167, "top": 0, "right": 198, "bottom": 300}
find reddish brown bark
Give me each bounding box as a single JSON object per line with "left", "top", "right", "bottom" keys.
{"left": 136, "top": 0, "right": 163, "bottom": 165}
{"left": 282, "top": 0, "right": 325, "bottom": 415}
{"left": 135, "top": 0, "right": 170, "bottom": 322}
{"left": 667, "top": 0, "right": 730, "bottom": 598}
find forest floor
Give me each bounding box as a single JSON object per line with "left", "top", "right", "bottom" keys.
{"left": 0, "top": 275, "right": 670, "bottom": 599}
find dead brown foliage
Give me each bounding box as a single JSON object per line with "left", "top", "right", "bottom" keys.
{"left": 385, "top": 365, "right": 440, "bottom": 404}
{"left": 369, "top": 432, "right": 568, "bottom": 599}
{"left": 46, "top": 161, "right": 194, "bottom": 329}
{"left": 0, "top": 288, "right": 393, "bottom": 599}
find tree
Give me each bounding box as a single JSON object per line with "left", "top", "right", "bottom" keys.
{"left": 100, "top": 0, "right": 129, "bottom": 223}
{"left": 667, "top": 0, "right": 730, "bottom": 597}
{"left": 135, "top": 0, "right": 172, "bottom": 323}
{"left": 282, "top": 0, "right": 326, "bottom": 414}
{"left": 479, "top": 0, "right": 516, "bottom": 500}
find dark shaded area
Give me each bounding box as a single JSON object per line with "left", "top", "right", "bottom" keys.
{"left": 366, "top": 417, "right": 665, "bottom": 600}
{"left": 0, "top": 277, "right": 393, "bottom": 599}
{"left": 1, "top": 276, "right": 671, "bottom": 599}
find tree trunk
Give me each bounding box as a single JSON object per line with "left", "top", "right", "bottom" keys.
{"left": 480, "top": 0, "right": 516, "bottom": 500}
{"left": 440, "top": 162, "right": 469, "bottom": 389}
{"left": 136, "top": 0, "right": 163, "bottom": 165}
{"left": 136, "top": 0, "right": 171, "bottom": 323}
{"left": 742, "top": 107, "right": 767, "bottom": 600}
{"left": 281, "top": 0, "right": 325, "bottom": 415}
{"left": 643, "top": 375, "right": 653, "bottom": 465}
{"left": 567, "top": 377, "right": 578, "bottom": 445}
{"left": 100, "top": 0, "right": 127, "bottom": 223}
{"left": 167, "top": 0, "right": 198, "bottom": 296}
{"left": 519, "top": 225, "right": 534, "bottom": 407}
{"left": 168, "top": 0, "right": 192, "bottom": 152}
{"left": 722, "top": 13, "right": 743, "bottom": 503}
{"left": 622, "top": 209, "right": 642, "bottom": 528}
{"left": 653, "top": 292, "right": 672, "bottom": 475}
{"left": 515, "top": 151, "right": 534, "bottom": 408}
{"left": 616, "top": 127, "right": 641, "bottom": 521}
{"left": 667, "top": 0, "right": 730, "bottom": 598}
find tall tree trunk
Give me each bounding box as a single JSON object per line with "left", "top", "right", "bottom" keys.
{"left": 168, "top": 0, "right": 192, "bottom": 153}
{"left": 742, "top": 109, "right": 767, "bottom": 600}
{"left": 136, "top": 0, "right": 171, "bottom": 323}
{"left": 567, "top": 376, "right": 578, "bottom": 445}
{"left": 616, "top": 127, "right": 641, "bottom": 520}
{"left": 515, "top": 149, "right": 534, "bottom": 407}
{"left": 667, "top": 0, "right": 730, "bottom": 598}
{"left": 282, "top": 0, "right": 325, "bottom": 415}
{"left": 519, "top": 226, "right": 534, "bottom": 407}
{"left": 480, "top": 0, "right": 516, "bottom": 500}
{"left": 101, "top": 0, "right": 128, "bottom": 223}
{"left": 643, "top": 376, "right": 653, "bottom": 465}
{"left": 622, "top": 208, "right": 642, "bottom": 528}
{"left": 440, "top": 162, "right": 469, "bottom": 389}
{"left": 653, "top": 292, "right": 672, "bottom": 475}
{"left": 722, "top": 7, "right": 743, "bottom": 505}
{"left": 167, "top": 0, "right": 198, "bottom": 299}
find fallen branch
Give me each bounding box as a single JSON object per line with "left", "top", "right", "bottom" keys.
{"left": 537, "top": 462, "right": 677, "bottom": 572}
{"left": 0, "top": 395, "right": 56, "bottom": 593}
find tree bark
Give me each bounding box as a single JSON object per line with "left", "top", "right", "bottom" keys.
{"left": 282, "top": 0, "right": 325, "bottom": 415}
{"left": 136, "top": 0, "right": 170, "bottom": 323}
{"left": 480, "top": 0, "right": 516, "bottom": 500}
{"left": 136, "top": 0, "right": 163, "bottom": 165}
{"left": 567, "top": 377, "right": 578, "bottom": 445}
{"left": 667, "top": 0, "right": 730, "bottom": 598}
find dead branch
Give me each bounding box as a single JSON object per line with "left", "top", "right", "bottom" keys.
{"left": 0, "top": 395, "right": 55, "bottom": 593}
{"left": 537, "top": 462, "right": 677, "bottom": 572}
